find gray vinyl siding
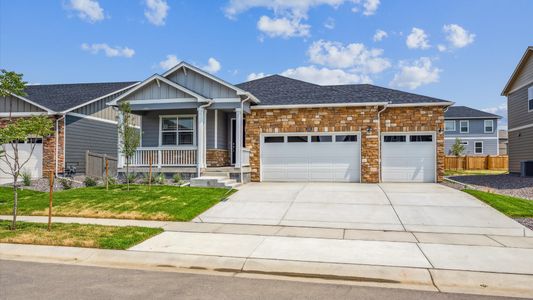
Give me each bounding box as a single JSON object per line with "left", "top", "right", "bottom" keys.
{"left": 73, "top": 88, "right": 136, "bottom": 123}
{"left": 167, "top": 70, "right": 238, "bottom": 99}
{"left": 507, "top": 84, "right": 533, "bottom": 129}
{"left": 444, "top": 119, "right": 498, "bottom": 137}
{"left": 140, "top": 109, "right": 197, "bottom": 147}
{"left": 65, "top": 115, "right": 118, "bottom": 174}
{"left": 205, "top": 110, "right": 229, "bottom": 149}
{"left": 508, "top": 126, "right": 533, "bottom": 173}
{"left": 510, "top": 53, "right": 533, "bottom": 92}
{"left": 444, "top": 139, "right": 499, "bottom": 156}
{"left": 0, "top": 95, "right": 45, "bottom": 113}
{"left": 125, "top": 80, "right": 193, "bottom": 101}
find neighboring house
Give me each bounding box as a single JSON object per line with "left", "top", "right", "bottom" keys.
{"left": 444, "top": 106, "right": 501, "bottom": 155}
{"left": 0, "top": 82, "right": 138, "bottom": 183}
{"left": 499, "top": 130, "right": 508, "bottom": 155}
{"left": 1, "top": 61, "right": 453, "bottom": 184}
{"left": 502, "top": 46, "right": 533, "bottom": 174}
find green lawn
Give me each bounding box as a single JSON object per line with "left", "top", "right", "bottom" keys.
{"left": 463, "top": 189, "right": 533, "bottom": 218}
{"left": 0, "top": 185, "right": 233, "bottom": 221}
{"left": 445, "top": 169, "right": 508, "bottom": 176}
{"left": 0, "top": 220, "right": 162, "bottom": 249}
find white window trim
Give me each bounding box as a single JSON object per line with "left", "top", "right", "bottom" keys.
{"left": 444, "top": 120, "right": 456, "bottom": 132}
{"left": 460, "top": 120, "right": 469, "bottom": 133}
{"left": 484, "top": 120, "right": 494, "bottom": 133}
{"left": 474, "top": 141, "right": 483, "bottom": 154}
{"left": 158, "top": 114, "right": 197, "bottom": 147}
{"left": 528, "top": 86, "right": 533, "bottom": 112}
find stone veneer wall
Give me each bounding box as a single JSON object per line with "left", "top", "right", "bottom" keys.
{"left": 206, "top": 149, "right": 230, "bottom": 167}
{"left": 0, "top": 116, "right": 65, "bottom": 176}
{"left": 245, "top": 106, "right": 446, "bottom": 183}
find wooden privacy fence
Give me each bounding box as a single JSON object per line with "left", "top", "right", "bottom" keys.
{"left": 445, "top": 155, "right": 508, "bottom": 171}
{"left": 86, "top": 151, "right": 118, "bottom": 178}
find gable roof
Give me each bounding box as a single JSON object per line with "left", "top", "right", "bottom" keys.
{"left": 22, "top": 81, "right": 138, "bottom": 112}
{"left": 501, "top": 46, "right": 533, "bottom": 96}
{"left": 445, "top": 106, "right": 502, "bottom": 119}
{"left": 236, "top": 75, "right": 451, "bottom": 107}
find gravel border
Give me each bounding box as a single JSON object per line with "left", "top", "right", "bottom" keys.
{"left": 447, "top": 174, "right": 533, "bottom": 200}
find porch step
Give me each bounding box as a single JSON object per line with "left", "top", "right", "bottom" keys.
{"left": 202, "top": 171, "right": 230, "bottom": 177}
{"left": 190, "top": 176, "right": 239, "bottom": 189}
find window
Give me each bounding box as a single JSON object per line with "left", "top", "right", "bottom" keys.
{"left": 264, "top": 136, "right": 284, "bottom": 143}
{"left": 335, "top": 135, "right": 357, "bottom": 142}
{"left": 311, "top": 135, "right": 332, "bottom": 142}
{"left": 528, "top": 86, "right": 533, "bottom": 111}
{"left": 384, "top": 135, "right": 406, "bottom": 142}
{"left": 444, "top": 120, "right": 455, "bottom": 132}
{"left": 474, "top": 141, "right": 483, "bottom": 154}
{"left": 160, "top": 116, "right": 195, "bottom": 146}
{"left": 484, "top": 120, "right": 494, "bottom": 133}
{"left": 460, "top": 120, "right": 469, "bottom": 133}
{"left": 410, "top": 135, "right": 433, "bottom": 142}
{"left": 287, "top": 136, "right": 308, "bottom": 143}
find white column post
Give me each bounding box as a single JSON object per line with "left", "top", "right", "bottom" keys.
{"left": 117, "top": 111, "right": 124, "bottom": 168}
{"left": 235, "top": 108, "right": 242, "bottom": 168}
{"left": 197, "top": 107, "right": 205, "bottom": 173}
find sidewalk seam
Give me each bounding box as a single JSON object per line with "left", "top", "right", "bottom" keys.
{"left": 377, "top": 184, "right": 406, "bottom": 231}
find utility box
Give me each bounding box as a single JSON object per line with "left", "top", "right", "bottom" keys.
{"left": 520, "top": 160, "right": 533, "bottom": 177}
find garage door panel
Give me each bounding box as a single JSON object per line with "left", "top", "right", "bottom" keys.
{"left": 0, "top": 143, "right": 42, "bottom": 185}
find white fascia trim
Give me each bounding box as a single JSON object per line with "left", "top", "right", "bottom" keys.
{"left": 7, "top": 92, "right": 55, "bottom": 113}
{"left": 212, "top": 98, "right": 241, "bottom": 103}
{"left": 387, "top": 101, "right": 454, "bottom": 107}
{"left": 126, "top": 98, "right": 198, "bottom": 105}
{"left": 251, "top": 102, "right": 388, "bottom": 109}
{"left": 107, "top": 74, "right": 206, "bottom": 106}
{"left": 508, "top": 123, "right": 533, "bottom": 132}
{"left": 62, "top": 82, "right": 139, "bottom": 113}
{"left": 0, "top": 112, "right": 48, "bottom": 117}
{"left": 444, "top": 137, "right": 498, "bottom": 140}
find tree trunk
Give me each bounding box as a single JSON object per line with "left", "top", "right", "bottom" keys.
{"left": 126, "top": 162, "right": 130, "bottom": 191}
{"left": 11, "top": 182, "right": 18, "bottom": 230}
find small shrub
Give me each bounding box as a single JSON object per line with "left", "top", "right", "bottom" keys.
{"left": 107, "top": 176, "right": 117, "bottom": 185}
{"left": 21, "top": 171, "right": 32, "bottom": 186}
{"left": 126, "top": 172, "right": 137, "bottom": 184}
{"left": 142, "top": 172, "right": 155, "bottom": 184}
{"left": 172, "top": 173, "right": 182, "bottom": 184}
{"left": 59, "top": 178, "right": 73, "bottom": 190}
{"left": 154, "top": 173, "right": 165, "bottom": 185}
{"left": 84, "top": 176, "right": 97, "bottom": 187}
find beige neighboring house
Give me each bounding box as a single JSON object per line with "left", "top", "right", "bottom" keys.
{"left": 499, "top": 129, "right": 508, "bottom": 155}
{"left": 501, "top": 46, "right": 533, "bottom": 173}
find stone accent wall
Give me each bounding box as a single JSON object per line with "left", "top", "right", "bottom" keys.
{"left": 245, "top": 106, "right": 446, "bottom": 183}
{"left": 0, "top": 116, "right": 65, "bottom": 176}
{"left": 206, "top": 149, "right": 230, "bottom": 167}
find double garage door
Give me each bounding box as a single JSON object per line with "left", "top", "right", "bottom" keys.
{"left": 260, "top": 132, "right": 436, "bottom": 183}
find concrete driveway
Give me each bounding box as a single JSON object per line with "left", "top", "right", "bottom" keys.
{"left": 196, "top": 183, "right": 528, "bottom": 236}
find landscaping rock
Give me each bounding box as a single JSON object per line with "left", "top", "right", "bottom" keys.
{"left": 448, "top": 174, "right": 533, "bottom": 200}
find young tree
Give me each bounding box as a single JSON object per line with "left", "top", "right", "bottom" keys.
{"left": 118, "top": 102, "right": 140, "bottom": 191}
{"left": 450, "top": 138, "right": 466, "bottom": 156}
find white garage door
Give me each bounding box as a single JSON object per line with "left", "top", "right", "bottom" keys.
{"left": 261, "top": 133, "right": 360, "bottom": 182}
{"left": 0, "top": 141, "right": 43, "bottom": 185}
{"left": 381, "top": 133, "right": 436, "bottom": 182}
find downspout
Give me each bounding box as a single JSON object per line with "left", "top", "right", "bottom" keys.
{"left": 377, "top": 103, "right": 389, "bottom": 183}
{"left": 55, "top": 114, "right": 66, "bottom": 177}
{"left": 240, "top": 95, "right": 252, "bottom": 184}
{"left": 197, "top": 100, "right": 214, "bottom": 177}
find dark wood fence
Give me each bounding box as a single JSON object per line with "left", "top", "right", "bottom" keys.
{"left": 444, "top": 155, "right": 508, "bottom": 171}
{"left": 85, "top": 151, "right": 117, "bottom": 178}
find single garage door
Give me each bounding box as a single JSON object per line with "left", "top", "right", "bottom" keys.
{"left": 381, "top": 133, "right": 436, "bottom": 182}
{"left": 0, "top": 140, "right": 43, "bottom": 185}
{"left": 261, "top": 133, "right": 360, "bottom": 182}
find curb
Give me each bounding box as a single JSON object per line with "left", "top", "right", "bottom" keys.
{"left": 2, "top": 243, "right": 533, "bottom": 298}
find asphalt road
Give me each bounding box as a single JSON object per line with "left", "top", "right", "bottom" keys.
{"left": 0, "top": 260, "right": 517, "bottom": 300}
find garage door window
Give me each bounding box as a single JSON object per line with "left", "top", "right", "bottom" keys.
{"left": 311, "top": 135, "right": 332, "bottom": 142}
{"left": 335, "top": 135, "right": 357, "bottom": 142}
{"left": 288, "top": 136, "right": 308, "bottom": 143}
{"left": 384, "top": 135, "right": 406, "bottom": 142}
{"left": 410, "top": 135, "right": 433, "bottom": 142}
{"left": 264, "top": 136, "right": 284, "bottom": 143}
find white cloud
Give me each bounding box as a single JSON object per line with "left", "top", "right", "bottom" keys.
{"left": 68, "top": 0, "right": 104, "bottom": 22}
{"left": 281, "top": 66, "right": 372, "bottom": 85}
{"left": 202, "top": 57, "right": 222, "bottom": 73}
{"left": 324, "top": 17, "right": 335, "bottom": 30}
{"left": 443, "top": 24, "right": 475, "bottom": 48}
{"left": 81, "top": 43, "right": 135, "bottom": 58}
{"left": 390, "top": 57, "right": 441, "bottom": 90}
{"left": 225, "top": 0, "right": 348, "bottom": 19}
{"left": 257, "top": 16, "right": 310, "bottom": 38}
{"left": 437, "top": 44, "right": 447, "bottom": 52}
{"left": 247, "top": 72, "right": 270, "bottom": 81}
{"left": 373, "top": 29, "right": 388, "bottom": 42}
{"left": 482, "top": 102, "right": 507, "bottom": 115}
{"left": 307, "top": 40, "right": 390, "bottom": 74}
{"left": 159, "top": 54, "right": 180, "bottom": 70}
{"left": 144, "top": 0, "right": 169, "bottom": 26}
{"left": 362, "top": 0, "right": 380, "bottom": 16}
{"left": 406, "top": 27, "right": 430, "bottom": 49}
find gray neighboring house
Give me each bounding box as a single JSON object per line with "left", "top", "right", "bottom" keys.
{"left": 444, "top": 106, "right": 501, "bottom": 155}
{"left": 502, "top": 46, "right": 533, "bottom": 174}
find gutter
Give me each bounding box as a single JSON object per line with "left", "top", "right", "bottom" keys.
{"left": 197, "top": 100, "right": 214, "bottom": 177}
{"left": 377, "top": 103, "right": 389, "bottom": 183}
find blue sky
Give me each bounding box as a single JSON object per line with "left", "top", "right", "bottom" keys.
{"left": 1, "top": 0, "right": 532, "bottom": 127}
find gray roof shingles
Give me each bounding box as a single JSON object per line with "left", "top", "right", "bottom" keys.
{"left": 445, "top": 106, "right": 502, "bottom": 119}
{"left": 23, "top": 81, "right": 138, "bottom": 112}
{"left": 236, "top": 75, "right": 451, "bottom": 106}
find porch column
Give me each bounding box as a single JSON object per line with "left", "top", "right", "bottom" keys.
{"left": 117, "top": 111, "right": 124, "bottom": 168}
{"left": 235, "top": 108, "right": 242, "bottom": 167}
{"left": 197, "top": 106, "right": 206, "bottom": 171}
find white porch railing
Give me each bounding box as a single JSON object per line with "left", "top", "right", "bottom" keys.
{"left": 241, "top": 148, "right": 251, "bottom": 167}
{"left": 125, "top": 147, "right": 197, "bottom": 167}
